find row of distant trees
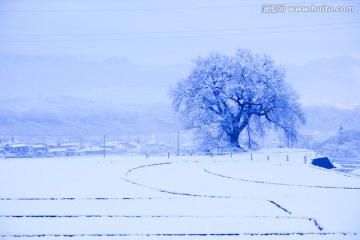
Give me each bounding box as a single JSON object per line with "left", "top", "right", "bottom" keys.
{"left": 312, "top": 128, "right": 360, "bottom": 161}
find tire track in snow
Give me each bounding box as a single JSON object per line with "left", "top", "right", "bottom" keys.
{"left": 0, "top": 214, "right": 325, "bottom": 231}
{"left": 0, "top": 214, "right": 265, "bottom": 218}
{"left": 0, "top": 232, "right": 357, "bottom": 238}
{"left": 122, "top": 162, "right": 231, "bottom": 198}
{"left": 204, "top": 169, "right": 360, "bottom": 190}
{"left": 309, "top": 164, "right": 360, "bottom": 179}
{"left": 204, "top": 168, "right": 326, "bottom": 231}
{"left": 0, "top": 197, "right": 178, "bottom": 201}
{"left": 123, "top": 161, "right": 327, "bottom": 232}
{"left": 124, "top": 162, "right": 172, "bottom": 178}
{"left": 1, "top": 161, "right": 336, "bottom": 236}
{"left": 268, "top": 200, "right": 292, "bottom": 215}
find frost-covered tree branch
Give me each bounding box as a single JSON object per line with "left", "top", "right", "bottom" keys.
{"left": 169, "top": 49, "right": 305, "bottom": 151}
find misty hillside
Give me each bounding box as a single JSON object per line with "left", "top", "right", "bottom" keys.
{"left": 286, "top": 55, "right": 360, "bottom": 106}
{"left": 2, "top": 54, "right": 359, "bottom": 106}
{"left": 1, "top": 54, "right": 359, "bottom": 143}
{"left": 1, "top": 95, "right": 359, "bottom": 143}
{"left": 0, "top": 97, "right": 180, "bottom": 138}
{"left": 0, "top": 55, "right": 190, "bottom": 105}
{"left": 302, "top": 105, "right": 360, "bottom": 136}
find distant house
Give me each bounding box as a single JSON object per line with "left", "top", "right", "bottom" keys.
{"left": 47, "top": 142, "right": 82, "bottom": 157}
{"left": 142, "top": 140, "right": 172, "bottom": 154}
{"left": 103, "top": 141, "right": 117, "bottom": 151}
{"left": 114, "top": 144, "right": 127, "bottom": 153}
{"left": 32, "top": 143, "right": 48, "bottom": 157}
{"left": 124, "top": 142, "right": 140, "bottom": 152}
{"left": 4, "top": 143, "right": 30, "bottom": 157}
{"left": 78, "top": 146, "right": 106, "bottom": 155}
{"left": 48, "top": 148, "right": 67, "bottom": 157}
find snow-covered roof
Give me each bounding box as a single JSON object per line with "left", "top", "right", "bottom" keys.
{"left": 60, "top": 143, "right": 80, "bottom": 147}
{"left": 48, "top": 148, "right": 67, "bottom": 153}
{"left": 9, "top": 143, "right": 28, "bottom": 148}
{"left": 33, "top": 144, "right": 47, "bottom": 148}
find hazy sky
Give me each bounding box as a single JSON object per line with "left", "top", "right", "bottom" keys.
{"left": 0, "top": 0, "right": 359, "bottom": 66}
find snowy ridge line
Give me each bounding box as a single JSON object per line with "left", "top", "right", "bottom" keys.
{"left": 348, "top": 167, "right": 360, "bottom": 177}
{"left": 309, "top": 164, "right": 360, "bottom": 179}
{"left": 182, "top": 160, "right": 239, "bottom": 163}
{"left": 308, "top": 218, "right": 324, "bottom": 231}
{"left": 0, "top": 232, "right": 357, "bottom": 238}
{"left": 207, "top": 149, "right": 314, "bottom": 155}
{"left": 123, "top": 162, "right": 230, "bottom": 198}
{"left": 122, "top": 177, "right": 230, "bottom": 199}
{"left": 0, "top": 214, "right": 253, "bottom": 218}
{"left": 0, "top": 214, "right": 325, "bottom": 230}
{"left": 0, "top": 197, "right": 181, "bottom": 201}
{"left": 0, "top": 214, "right": 320, "bottom": 219}
{"left": 124, "top": 162, "right": 172, "bottom": 178}
{"left": 267, "top": 200, "right": 292, "bottom": 215}
{"left": 204, "top": 169, "right": 360, "bottom": 190}
{"left": 264, "top": 202, "right": 326, "bottom": 232}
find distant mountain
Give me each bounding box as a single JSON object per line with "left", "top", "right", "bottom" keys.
{"left": 1, "top": 96, "right": 359, "bottom": 143}
{"left": 0, "top": 55, "right": 189, "bottom": 106}
{"left": 0, "top": 97, "right": 180, "bottom": 138}
{"left": 286, "top": 55, "right": 360, "bottom": 106}
{"left": 2, "top": 54, "right": 359, "bottom": 106}
{"left": 301, "top": 105, "right": 360, "bottom": 136}
{"left": 1, "top": 54, "right": 359, "bottom": 145}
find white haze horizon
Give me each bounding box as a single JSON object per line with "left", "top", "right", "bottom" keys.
{"left": 1, "top": 0, "right": 359, "bottom": 108}
{"left": 0, "top": 0, "right": 359, "bottom": 137}
{"left": 1, "top": 53, "right": 360, "bottom": 108}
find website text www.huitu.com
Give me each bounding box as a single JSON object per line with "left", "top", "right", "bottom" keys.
{"left": 262, "top": 4, "right": 355, "bottom": 13}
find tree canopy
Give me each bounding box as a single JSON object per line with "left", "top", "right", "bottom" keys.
{"left": 170, "top": 49, "right": 306, "bottom": 151}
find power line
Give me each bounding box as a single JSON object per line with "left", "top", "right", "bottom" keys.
{"left": 0, "top": 21, "right": 358, "bottom": 37}
{"left": 0, "top": 26, "right": 358, "bottom": 43}
{"left": 0, "top": 0, "right": 353, "bottom": 13}
{"left": 0, "top": 5, "right": 259, "bottom": 13}
{"left": 0, "top": 0, "right": 348, "bottom": 2}
{"left": 0, "top": 0, "right": 136, "bottom": 1}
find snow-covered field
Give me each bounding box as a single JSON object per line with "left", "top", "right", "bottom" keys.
{"left": 0, "top": 149, "right": 359, "bottom": 239}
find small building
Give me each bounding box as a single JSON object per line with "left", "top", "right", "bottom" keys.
{"left": 32, "top": 143, "right": 48, "bottom": 157}
{"left": 79, "top": 146, "right": 107, "bottom": 155}
{"left": 48, "top": 148, "right": 67, "bottom": 157}
{"left": 311, "top": 157, "right": 335, "bottom": 169}
{"left": 4, "top": 143, "right": 30, "bottom": 157}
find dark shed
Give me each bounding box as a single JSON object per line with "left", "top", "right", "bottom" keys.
{"left": 311, "top": 157, "right": 335, "bottom": 169}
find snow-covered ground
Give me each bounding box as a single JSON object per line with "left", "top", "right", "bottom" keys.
{"left": 0, "top": 149, "right": 359, "bottom": 239}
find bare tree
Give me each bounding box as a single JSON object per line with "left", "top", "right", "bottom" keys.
{"left": 170, "top": 49, "right": 306, "bottom": 150}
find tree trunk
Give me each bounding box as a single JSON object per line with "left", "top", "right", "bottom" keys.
{"left": 229, "top": 128, "right": 241, "bottom": 148}
{"left": 228, "top": 119, "right": 249, "bottom": 148}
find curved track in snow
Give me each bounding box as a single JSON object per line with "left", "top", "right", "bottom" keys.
{"left": 204, "top": 168, "right": 360, "bottom": 190}
{"left": 1, "top": 157, "right": 359, "bottom": 238}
